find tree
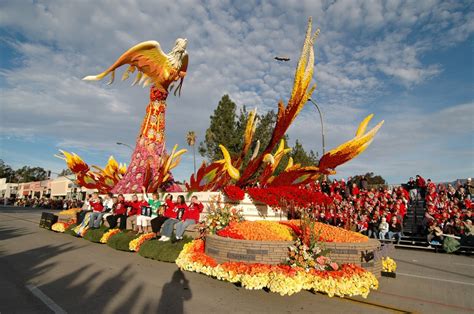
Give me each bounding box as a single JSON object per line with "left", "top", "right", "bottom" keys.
{"left": 351, "top": 172, "right": 386, "bottom": 187}
{"left": 186, "top": 131, "right": 197, "bottom": 176}
{"left": 289, "top": 140, "right": 318, "bottom": 166}
{"left": 199, "top": 95, "right": 241, "bottom": 160}
{"left": 14, "top": 166, "right": 48, "bottom": 183}
{"left": 58, "top": 168, "right": 74, "bottom": 176}
{"left": 0, "top": 160, "right": 15, "bottom": 182}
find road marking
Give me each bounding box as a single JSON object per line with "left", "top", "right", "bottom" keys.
{"left": 375, "top": 291, "right": 474, "bottom": 312}
{"left": 26, "top": 284, "right": 67, "bottom": 314}
{"left": 454, "top": 263, "right": 474, "bottom": 267}
{"left": 397, "top": 272, "right": 474, "bottom": 286}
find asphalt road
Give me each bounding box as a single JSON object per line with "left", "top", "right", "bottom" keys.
{"left": 1, "top": 207, "right": 473, "bottom": 314}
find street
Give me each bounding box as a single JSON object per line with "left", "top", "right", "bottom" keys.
{"left": 1, "top": 207, "right": 473, "bottom": 314}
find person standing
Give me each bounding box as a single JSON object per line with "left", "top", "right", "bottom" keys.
{"left": 406, "top": 177, "right": 417, "bottom": 203}
{"left": 378, "top": 217, "right": 389, "bottom": 239}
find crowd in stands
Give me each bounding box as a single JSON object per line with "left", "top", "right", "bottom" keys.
{"left": 302, "top": 175, "right": 473, "bottom": 247}
{"left": 73, "top": 190, "right": 204, "bottom": 242}
{"left": 301, "top": 176, "right": 409, "bottom": 243}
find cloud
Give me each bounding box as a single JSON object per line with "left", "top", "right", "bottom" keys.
{"left": 0, "top": 0, "right": 473, "bottom": 183}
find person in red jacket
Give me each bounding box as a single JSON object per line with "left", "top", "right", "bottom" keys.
{"left": 174, "top": 195, "right": 204, "bottom": 240}
{"left": 159, "top": 195, "right": 189, "bottom": 241}
{"left": 89, "top": 192, "right": 104, "bottom": 229}
{"left": 106, "top": 194, "right": 127, "bottom": 229}
{"left": 126, "top": 194, "right": 142, "bottom": 230}
{"left": 150, "top": 194, "right": 177, "bottom": 235}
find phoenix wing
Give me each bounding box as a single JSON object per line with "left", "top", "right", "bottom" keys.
{"left": 82, "top": 41, "right": 176, "bottom": 89}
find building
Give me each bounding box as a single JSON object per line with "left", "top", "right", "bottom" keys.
{"left": 18, "top": 180, "right": 51, "bottom": 198}
{"left": 50, "top": 175, "right": 95, "bottom": 200}
{"left": 0, "top": 178, "right": 19, "bottom": 199}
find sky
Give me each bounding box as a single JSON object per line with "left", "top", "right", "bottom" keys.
{"left": 0, "top": 0, "right": 473, "bottom": 184}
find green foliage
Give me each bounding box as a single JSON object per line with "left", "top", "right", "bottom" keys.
{"left": 0, "top": 159, "right": 49, "bottom": 183}
{"left": 290, "top": 140, "right": 318, "bottom": 166}
{"left": 107, "top": 231, "right": 139, "bottom": 251}
{"left": 58, "top": 168, "right": 74, "bottom": 176}
{"left": 65, "top": 224, "right": 77, "bottom": 236}
{"left": 138, "top": 237, "right": 193, "bottom": 262}
{"left": 83, "top": 225, "right": 108, "bottom": 243}
{"left": 199, "top": 95, "right": 241, "bottom": 160}
{"left": 0, "top": 160, "right": 15, "bottom": 182}
{"left": 351, "top": 172, "right": 387, "bottom": 187}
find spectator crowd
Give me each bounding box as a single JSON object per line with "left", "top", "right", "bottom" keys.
{"left": 301, "top": 175, "right": 473, "bottom": 247}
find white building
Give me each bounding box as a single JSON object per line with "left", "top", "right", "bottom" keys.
{"left": 0, "top": 178, "right": 19, "bottom": 199}
{"left": 50, "top": 175, "right": 95, "bottom": 200}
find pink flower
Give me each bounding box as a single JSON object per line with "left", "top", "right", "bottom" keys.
{"left": 316, "top": 256, "right": 327, "bottom": 265}
{"left": 330, "top": 262, "right": 339, "bottom": 271}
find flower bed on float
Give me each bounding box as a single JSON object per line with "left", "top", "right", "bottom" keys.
{"left": 176, "top": 239, "right": 378, "bottom": 297}
{"left": 216, "top": 220, "right": 369, "bottom": 243}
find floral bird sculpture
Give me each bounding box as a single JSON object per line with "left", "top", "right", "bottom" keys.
{"left": 58, "top": 38, "right": 189, "bottom": 193}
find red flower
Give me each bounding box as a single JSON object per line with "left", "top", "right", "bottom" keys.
{"left": 223, "top": 186, "right": 245, "bottom": 201}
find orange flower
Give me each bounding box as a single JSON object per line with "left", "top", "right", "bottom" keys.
{"left": 217, "top": 221, "right": 294, "bottom": 241}
{"left": 280, "top": 220, "right": 368, "bottom": 243}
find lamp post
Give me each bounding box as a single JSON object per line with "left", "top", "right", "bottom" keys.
{"left": 307, "top": 98, "right": 325, "bottom": 155}
{"left": 116, "top": 142, "right": 133, "bottom": 150}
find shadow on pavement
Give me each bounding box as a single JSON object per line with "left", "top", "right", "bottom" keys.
{"left": 0, "top": 240, "right": 193, "bottom": 313}
{"left": 0, "top": 225, "right": 33, "bottom": 240}
{"left": 158, "top": 269, "right": 193, "bottom": 314}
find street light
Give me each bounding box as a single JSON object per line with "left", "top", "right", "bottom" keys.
{"left": 116, "top": 142, "right": 133, "bottom": 150}
{"left": 307, "top": 98, "right": 325, "bottom": 155}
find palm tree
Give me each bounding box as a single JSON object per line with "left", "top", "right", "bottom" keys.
{"left": 186, "top": 131, "right": 197, "bottom": 176}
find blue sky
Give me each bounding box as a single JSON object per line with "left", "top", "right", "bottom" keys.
{"left": 0, "top": 0, "right": 473, "bottom": 184}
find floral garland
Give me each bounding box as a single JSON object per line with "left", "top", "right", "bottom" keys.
{"left": 246, "top": 186, "right": 332, "bottom": 209}
{"left": 382, "top": 257, "right": 397, "bottom": 273}
{"left": 100, "top": 229, "right": 120, "bottom": 244}
{"left": 223, "top": 185, "right": 245, "bottom": 201}
{"left": 129, "top": 233, "right": 156, "bottom": 251}
{"left": 176, "top": 240, "right": 378, "bottom": 297}
{"left": 52, "top": 222, "right": 69, "bottom": 233}
{"left": 217, "top": 221, "right": 294, "bottom": 241}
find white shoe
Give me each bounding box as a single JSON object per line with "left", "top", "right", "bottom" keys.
{"left": 159, "top": 236, "right": 170, "bottom": 242}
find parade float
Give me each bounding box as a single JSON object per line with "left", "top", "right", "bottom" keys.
{"left": 56, "top": 17, "right": 387, "bottom": 297}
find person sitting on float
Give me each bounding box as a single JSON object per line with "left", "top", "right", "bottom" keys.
{"left": 150, "top": 193, "right": 176, "bottom": 235}
{"left": 106, "top": 194, "right": 128, "bottom": 229}
{"left": 89, "top": 192, "right": 105, "bottom": 229}
{"left": 126, "top": 194, "right": 142, "bottom": 231}
{"left": 137, "top": 187, "right": 161, "bottom": 233}
{"left": 158, "top": 195, "right": 188, "bottom": 242}
{"left": 174, "top": 195, "right": 204, "bottom": 241}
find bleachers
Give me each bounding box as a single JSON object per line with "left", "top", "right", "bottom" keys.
{"left": 379, "top": 201, "right": 473, "bottom": 255}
